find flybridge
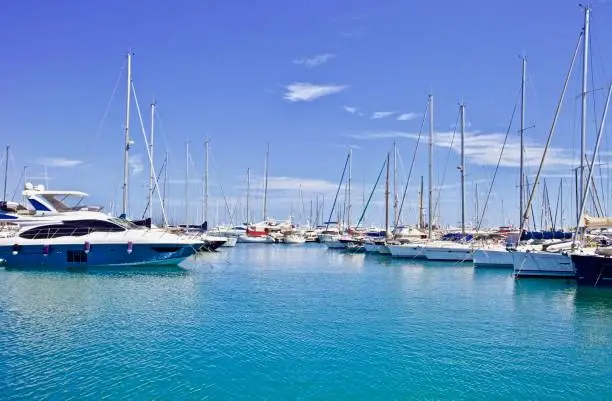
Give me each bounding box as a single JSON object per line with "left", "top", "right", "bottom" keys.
{"left": 22, "top": 183, "right": 103, "bottom": 214}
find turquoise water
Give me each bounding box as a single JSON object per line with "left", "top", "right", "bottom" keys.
{"left": 1, "top": 244, "right": 612, "bottom": 400}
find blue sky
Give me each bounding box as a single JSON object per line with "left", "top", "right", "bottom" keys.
{"left": 1, "top": 0, "right": 612, "bottom": 228}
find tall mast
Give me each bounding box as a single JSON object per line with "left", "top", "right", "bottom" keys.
{"left": 418, "top": 175, "right": 424, "bottom": 229}
{"left": 162, "top": 151, "right": 168, "bottom": 220}
{"left": 246, "top": 168, "right": 250, "bottom": 224}
{"left": 204, "top": 139, "right": 209, "bottom": 224}
{"left": 393, "top": 141, "right": 398, "bottom": 227}
{"left": 579, "top": 5, "right": 590, "bottom": 215}
{"left": 519, "top": 56, "right": 526, "bottom": 229}
{"left": 347, "top": 148, "right": 352, "bottom": 229}
{"left": 185, "top": 141, "right": 189, "bottom": 227}
{"left": 122, "top": 50, "right": 133, "bottom": 217}
{"left": 262, "top": 143, "right": 269, "bottom": 220}
{"left": 2, "top": 145, "right": 8, "bottom": 202}
{"left": 148, "top": 101, "right": 156, "bottom": 221}
{"left": 428, "top": 94, "right": 434, "bottom": 239}
{"left": 460, "top": 103, "right": 466, "bottom": 236}
{"left": 385, "top": 151, "right": 390, "bottom": 235}
{"left": 475, "top": 183, "right": 480, "bottom": 227}
{"left": 560, "top": 178, "right": 564, "bottom": 230}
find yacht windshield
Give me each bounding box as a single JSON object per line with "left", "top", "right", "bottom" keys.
{"left": 41, "top": 194, "right": 87, "bottom": 212}
{"left": 109, "top": 217, "right": 142, "bottom": 230}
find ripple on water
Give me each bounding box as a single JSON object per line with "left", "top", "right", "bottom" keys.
{"left": 1, "top": 244, "right": 612, "bottom": 399}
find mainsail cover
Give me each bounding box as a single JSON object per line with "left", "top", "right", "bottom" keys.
{"left": 580, "top": 214, "right": 612, "bottom": 228}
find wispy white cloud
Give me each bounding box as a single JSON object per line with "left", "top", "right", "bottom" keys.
{"left": 331, "top": 144, "right": 363, "bottom": 150}
{"left": 284, "top": 82, "right": 348, "bottom": 102}
{"left": 128, "top": 154, "right": 144, "bottom": 176}
{"left": 248, "top": 176, "right": 339, "bottom": 194}
{"left": 371, "top": 111, "right": 395, "bottom": 119}
{"left": 267, "top": 176, "right": 339, "bottom": 193}
{"left": 348, "top": 130, "right": 577, "bottom": 168}
{"left": 397, "top": 112, "right": 421, "bottom": 121}
{"left": 38, "top": 157, "right": 83, "bottom": 168}
{"left": 293, "top": 53, "right": 336, "bottom": 68}
{"left": 343, "top": 105, "right": 358, "bottom": 114}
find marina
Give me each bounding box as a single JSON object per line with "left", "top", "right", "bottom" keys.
{"left": 3, "top": 1, "right": 612, "bottom": 399}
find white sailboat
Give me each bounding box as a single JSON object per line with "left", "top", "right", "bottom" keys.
{"left": 512, "top": 7, "right": 593, "bottom": 278}
{"left": 421, "top": 101, "right": 472, "bottom": 262}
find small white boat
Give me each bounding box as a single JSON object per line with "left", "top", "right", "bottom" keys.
{"left": 237, "top": 234, "right": 275, "bottom": 244}
{"left": 220, "top": 236, "right": 237, "bottom": 247}
{"left": 283, "top": 233, "right": 306, "bottom": 244}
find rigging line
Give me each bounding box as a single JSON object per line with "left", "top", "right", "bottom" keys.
{"left": 397, "top": 100, "right": 429, "bottom": 227}
{"left": 477, "top": 102, "right": 518, "bottom": 232}
{"left": 589, "top": 37, "right": 607, "bottom": 216}
{"left": 10, "top": 167, "right": 25, "bottom": 201}
{"left": 355, "top": 156, "right": 387, "bottom": 228}
{"left": 131, "top": 81, "right": 168, "bottom": 226}
{"left": 433, "top": 109, "right": 460, "bottom": 223}
{"left": 88, "top": 60, "right": 127, "bottom": 158}
{"left": 8, "top": 151, "right": 20, "bottom": 195}
{"left": 210, "top": 151, "right": 235, "bottom": 225}
{"left": 140, "top": 160, "right": 167, "bottom": 219}
{"left": 325, "top": 152, "right": 350, "bottom": 230}
{"left": 153, "top": 109, "right": 174, "bottom": 163}
{"left": 520, "top": 30, "right": 582, "bottom": 238}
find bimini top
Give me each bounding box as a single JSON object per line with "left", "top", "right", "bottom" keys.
{"left": 22, "top": 182, "right": 101, "bottom": 213}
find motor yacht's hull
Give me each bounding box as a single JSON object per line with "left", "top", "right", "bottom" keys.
{"left": 0, "top": 242, "right": 199, "bottom": 269}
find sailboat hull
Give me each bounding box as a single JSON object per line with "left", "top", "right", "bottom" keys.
{"left": 387, "top": 244, "right": 426, "bottom": 259}
{"left": 473, "top": 248, "right": 514, "bottom": 268}
{"left": 512, "top": 250, "right": 574, "bottom": 278}
{"left": 572, "top": 254, "right": 612, "bottom": 286}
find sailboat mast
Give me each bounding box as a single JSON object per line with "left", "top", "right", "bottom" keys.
{"left": 162, "top": 151, "right": 168, "bottom": 220}
{"left": 122, "top": 51, "right": 133, "bottom": 217}
{"left": 385, "top": 151, "right": 390, "bottom": 235}
{"left": 519, "top": 56, "right": 526, "bottom": 228}
{"left": 347, "top": 148, "right": 352, "bottom": 229}
{"left": 475, "top": 183, "right": 480, "bottom": 227}
{"left": 148, "top": 101, "right": 156, "bottom": 221}
{"left": 185, "top": 141, "right": 189, "bottom": 227}
{"left": 204, "top": 139, "right": 209, "bottom": 224}
{"left": 579, "top": 5, "right": 590, "bottom": 215}
{"left": 246, "top": 168, "right": 250, "bottom": 224}
{"left": 460, "top": 103, "right": 466, "bottom": 236}
{"left": 560, "top": 178, "right": 564, "bottom": 230}
{"left": 2, "top": 145, "right": 8, "bottom": 202}
{"left": 263, "top": 143, "right": 269, "bottom": 220}
{"left": 419, "top": 175, "right": 424, "bottom": 229}
{"left": 428, "top": 94, "right": 434, "bottom": 239}
{"left": 393, "top": 141, "right": 398, "bottom": 227}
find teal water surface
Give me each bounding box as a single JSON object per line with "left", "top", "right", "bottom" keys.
{"left": 1, "top": 244, "right": 611, "bottom": 399}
